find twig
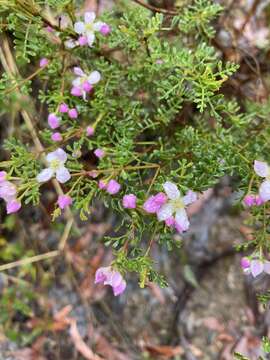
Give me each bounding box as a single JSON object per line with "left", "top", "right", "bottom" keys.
{"left": 0, "top": 250, "right": 59, "bottom": 272}
{"left": 131, "top": 0, "right": 178, "bottom": 15}
{"left": 4, "top": 64, "right": 49, "bottom": 95}
{"left": 58, "top": 218, "right": 74, "bottom": 251}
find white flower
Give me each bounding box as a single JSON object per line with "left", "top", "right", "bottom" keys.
{"left": 254, "top": 160, "right": 270, "bottom": 201}
{"left": 74, "top": 12, "right": 104, "bottom": 47}
{"left": 157, "top": 181, "right": 197, "bottom": 232}
{"left": 37, "top": 148, "right": 71, "bottom": 184}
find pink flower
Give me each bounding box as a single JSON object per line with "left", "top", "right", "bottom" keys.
{"left": 6, "top": 199, "right": 21, "bottom": 214}
{"left": 78, "top": 35, "right": 88, "bottom": 46}
{"left": 95, "top": 266, "right": 126, "bottom": 296}
{"left": 68, "top": 108, "right": 78, "bottom": 119}
{"left": 98, "top": 180, "right": 107, "bottom": 190}
{"left": 59, "top": 103, "right": 69, "bottom": 113}
{"left": 243, "top": 194, "right": 256, "bottom": 207}
{"left": 72, "top": 67, "right": 101, "bottom": 99}
{"left": 241, "top": 256, "right": 270, "bottom": 277}
{"left": 254, "top": 160, "right": 270, "bottom": 202}
{"left": 48, "top": 113, "right": 60, "bottom": 129}
{"left": 51, "top": 132, "right": 62, "bottom": 142}
{"left": 94, "top": 148, "right": 105, "bottom": 159}
{"left": 57, "top": 194, "right": 72, "bottom": 209}
{"left": 71, "top": 86, "right": 83, "bottom": 97}
{"left": 122, "top": 194, "right": 137, "bottom": 209}
{"left": 143, "top": 192, "right": 167, "bottom": 213}
{"left": 100, "top": 24, "right": 111, "bottom": 36}
{"left": 39, "top": 58, "right": 49, "bottom": 68}
{"left": 0, "top": 171, "right": 7, "bottom": 182}
{"left": 157, "top": 182, "right": 197, "bottom": 233}
{"left": 86, "top": 126, "right": 94, "bottom": 136}
{"left": 107, "top": 180, "right": 121, "bottom": 195}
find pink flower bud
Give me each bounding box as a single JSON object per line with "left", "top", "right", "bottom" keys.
{"left": 156, "top": 59, "right": 163, "bottom": 65}
{"left": 243, "top": 195, "right": 256, "bottom": 207}
{"left": 94, "top": 149, "right": 105, "bottom": 159}
{"left": 0, "top": 171, "right": 7, "bottom": 183}
{"left": 51, "top": 132, "right": 62, "bottom": 142}
{"left": 88, "top": 170, "right": 98, "bottom": 178}
{"left": 48, "top": 114, "right": 60, "bottom": 129}
{"left": 255, "top": 195, "right": 264, "bottom": 206}
{"left": 78, "top": 35, "right": 88, "bottom": 46}
{"left": 86, "top": 126, "right": 95, "bottom": 136}
{"left": 82, "top": 81, "right": 93, "bottom": 93}
{"left": 6, "top": 199, "right": 21, "bottom": 214}
{"left": 107, "top": 180, "right": 121, "bottom": 195}
{"left": 100, "top": 24, "right": 111, "bottom": 36}
{"left": 241, "top": 257, "right": 250, "bottom": 270}
{"left": 98, "top": 180, "right": 107, "bottom": 190}
{"left": 68, "top": 108, "right": 78, "bottom": 119}
{"left": 59, "top": 103, "right": 69, "bottom": 113}
{"left": 122, "top": 194, "right": 137, "bottom": 209}
{"left": 57, "top": 195, "right": 72, "bottom": 209}
{"left": 71, "top": 86, "right": 83, "bottom": 97}
{"left": 39, "top": 58, "right": 49, "bottom": 68}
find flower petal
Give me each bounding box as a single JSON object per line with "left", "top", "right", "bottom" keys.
{"left": 157, "top": 203, "right": 173, "bottom": 221}
{"left": 254, "top": 160, "right": 269, "bottom": 178}
{"left": 163, "top": 181, "right": 180, "bottom": 200}
{"left": 47, "top": 148, "right": 67, "bottom": 163}
{"left": 108, "top": 272, "right": 122, "bottom": 287}
{"left": 0, "top": 181, "right": 17, "bottom": 202}
{"left": 86, "top": 32, "right": 95, "bottom": 46}
{"left": 183, "top": 190, "right": 197, "bottom": 206}
{"left": 93, "top": 21, "right": 104, "bottom": 31}
{"left": 56, "top": 167, "right": 71, "bottom": 183}
{"left": 74, "top": 21, "right": 85, "bottom": 34}
{"left": 88, "top": 71, "right": 101, "bottom": 84}
{"left": 95, "top": 266, "right": 110, "bottom": 284}
{"left": 259, "top": 180, "right": 270, "bottom": 202}
{"left": 264, "top": 261, "right": 270, "bottom": 274}
{"left": 73, "top": 67, "right": 85, "bottom": 77}
{"left": 84, "top": 12, "right": 96, "bottom": 24}
{"left": 175, "top": 209, "right": 190, "bottom": 231}
{"left": 113, "top": 280, "right": 126, "bottom": 296}
{"left": 250, "top": 260, "right": 264, "bottom": 277}
{"left": 36, "top": 168, "right": 54, "bottom": 183}
{"left": 6, "top": 199, "right": 21, "bottom": 214}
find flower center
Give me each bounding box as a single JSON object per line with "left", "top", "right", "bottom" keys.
{"left": 50, "top": 159, "right": 61, "bottom": 171}
{"left": 171, "top": 198, "right": 184, "bottom": 211}
{"left": 85, "top": 23, "right": 94, "bottom": 32}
